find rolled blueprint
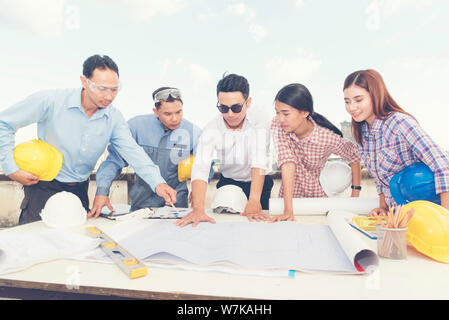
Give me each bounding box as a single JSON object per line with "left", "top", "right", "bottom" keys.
{"left": 269, "top": 197, "right": 379, "bottom": 216}
{"left": 327, "top": 210, "right": 378, "bottom": 273}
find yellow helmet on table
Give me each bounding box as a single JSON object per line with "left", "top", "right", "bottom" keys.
{"left": 13, "top": 139, "right": 63, "bottom": 181}
{"left": 403, "top": 200, "right": 449, "bottom": 264}
{"left": 178, "top": 154, "right": 195, "bottom": 182}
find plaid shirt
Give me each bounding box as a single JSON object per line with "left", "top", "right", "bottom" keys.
{"left": 360, "top": 112, "right": 449, "bottom": 206}
{"left": 271, "top": 117, "right": 361, "bottom": 198}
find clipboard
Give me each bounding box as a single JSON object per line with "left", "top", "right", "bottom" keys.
{"left": 151, "top": 206, "right": 192, "bottom": 219}
{"left": 100, "top": 205, "right": 192, "bottom": 220}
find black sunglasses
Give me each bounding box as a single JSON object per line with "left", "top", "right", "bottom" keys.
{"left": 216, "top": 100, "right": 247, "bottom": 114}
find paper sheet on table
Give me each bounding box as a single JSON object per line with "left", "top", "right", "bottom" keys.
{"left": 0, "top": 229, "right": 101, "bottom": 275}
{"left": 269, "top": 197, "right": 379, "bottom": 215}
{"left": 102, "top": 211, "right": 378, "bottom": 274}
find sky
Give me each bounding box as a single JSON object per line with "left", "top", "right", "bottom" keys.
{"left": 0, "top": 0, "right": 448, "bottom": 150}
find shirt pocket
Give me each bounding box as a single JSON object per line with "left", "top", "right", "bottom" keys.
{"left": 168, "top": 147, "right": 190, "bottom": 165}
{"left": 300, "top": 144, "right": 325, "bottom": 171}
{"left": 376, "top": 146, "right": 401, "bottom": 185}
{"left": 141, "top": 145, "right": 159, "bottom": 163}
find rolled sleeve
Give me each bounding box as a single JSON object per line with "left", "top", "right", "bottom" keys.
{"left": 398, "top": 115, "right": 449, "bottom": 195}
{"left": 435, "top": 170, "right": 449, "bottom": 194}
{"left": 95, "top": 144, "right": 128, "bottom": 196}
{"left": 376, "top": 181, "right": 386, "bottom": 196}
{"left": 249, "top": 125, "right": 271, "bottom": 173}
{"left": 270, "top": 117, "right": 297, "bottom": 168}
{"left": 330, "top": 136, "right": 361, "bottom": 164}
{"left": 190, "top": 128, "right": 216, "bottom": 183}
{"left": 0, "top": 91, "right": 50, "bottom": 175}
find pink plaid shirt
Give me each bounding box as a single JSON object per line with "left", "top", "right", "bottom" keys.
{"left": 271, "top": 117, "right": 361, "bottom": 198}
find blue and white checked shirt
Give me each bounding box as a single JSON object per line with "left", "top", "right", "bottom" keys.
{"left": 0, "top": 88, "right": 165, "bottom": 190}
{"left": 359, "top": 112, "right": 449, "bottom": 206}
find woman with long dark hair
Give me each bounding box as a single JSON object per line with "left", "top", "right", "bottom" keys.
{"left": 271, "top": 83, "right": 362, "bottom": 222}
{"left": 343, "top": 69, "right": 449, "bottom": 215}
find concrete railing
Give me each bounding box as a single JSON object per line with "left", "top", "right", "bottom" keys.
{"left": 0, "top": 169, "right": 373, "bottom": 227}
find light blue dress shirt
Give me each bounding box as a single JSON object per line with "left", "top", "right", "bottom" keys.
{"left": 95, "top": 114, "right": 205, "bottom": 210}
{"left": 0, "top": 88, "right": 166, "bottom": 191}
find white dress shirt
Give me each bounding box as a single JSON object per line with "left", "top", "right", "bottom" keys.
{"left": 191, "top": 108, "right": 271, "bottom": 182}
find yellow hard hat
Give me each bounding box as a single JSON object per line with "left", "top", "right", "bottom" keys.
{"left": 13, "top": 139, "right": 63, "bottom": 181}
{"left": 178, "top": 154, "right": 194, "bottom": 182}
{"left": 403, "top": 200, "right": 449, "bottom": 264}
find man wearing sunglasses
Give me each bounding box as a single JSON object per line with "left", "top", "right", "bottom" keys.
{"left": 94, "top": 87, "right": 209, "bottom": 214}
{"left": 176, "top": 73, "right": 274, "bottom": 227}
{"left": 0, "top": 54, "right": 177, "bottom": 225}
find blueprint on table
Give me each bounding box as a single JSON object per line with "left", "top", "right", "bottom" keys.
{"left": 116, "top": 213, "right": 377, "bottom": 274}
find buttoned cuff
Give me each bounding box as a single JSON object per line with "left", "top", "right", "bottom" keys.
{"left": 277, "top": 157, "right": 297, "bottom": 169}
{"left": 190, "top": 173, "right": 209, "bottom": 183}
{"left": 376, "top": 182, "right": 385, "bottom": 195}
{"left": 95, "top": 186, "right": 110, "bottom": 196}
{"left": 148, "top": 175, "right": 167, "bottom": 192}
{"left": 435, "top": 171, "right": 449, "bottom": 194}
{"left": 1, "top": 155, "right": 19, "bottom": 176}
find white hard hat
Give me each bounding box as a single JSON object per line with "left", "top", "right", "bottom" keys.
{"left": 319, "top": 160, "right": 352, "bottom": 197}
{"left": 211, "top": 185, "right": 248, "bottom": 214}
{"left": 40, "top": 191, "right": 87, "bottom": 228}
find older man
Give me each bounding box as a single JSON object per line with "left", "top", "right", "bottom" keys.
{"left": 0, "top": 55, "right": 176, "bottom": 224}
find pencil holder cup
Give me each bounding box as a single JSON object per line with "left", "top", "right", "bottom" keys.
{"left": 376, "top": 225, "right": 408, "bottom": 260}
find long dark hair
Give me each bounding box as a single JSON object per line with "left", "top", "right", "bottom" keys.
{"left": 343, "top": 69, "right": 411, "bottom": 145}
{"left": 275, "top": 83, "right": 343, "bottom": 137}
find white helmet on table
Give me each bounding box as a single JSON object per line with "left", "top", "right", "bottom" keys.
{"left": 319, "top": 160, "right": 352, "bottom": 197}
{"left": 40, "top": 191, "right": 87, "bottom": 228}
{"left": 211, "top": 185, "right": 248, "bottom": 214}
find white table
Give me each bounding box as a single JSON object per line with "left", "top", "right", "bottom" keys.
{"left": 0, "top": 213, "right": 448, "bottom": 300}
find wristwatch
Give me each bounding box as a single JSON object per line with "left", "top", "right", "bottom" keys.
{"left": 351, "top": 185, "right": 362, "bottom": 190}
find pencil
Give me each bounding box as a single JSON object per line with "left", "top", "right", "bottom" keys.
{"left": 169, "top": 202, "right": 180, "bottom": 216}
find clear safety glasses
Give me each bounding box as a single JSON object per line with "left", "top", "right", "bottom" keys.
{"left": 153, "top": 88, "right": 182, "bottom": 103}
{"left": 85, "top": 78, "right": 121, "bottom": 94}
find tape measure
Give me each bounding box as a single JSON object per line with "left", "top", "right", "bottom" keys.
{"left": 86, "top": 226, "right": 148, "bottom": 279}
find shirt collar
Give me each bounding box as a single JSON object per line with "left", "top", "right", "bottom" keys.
{"left": 362, "top": 117, "right": 383, "bottom": 138}
{"left": 67, "top": 87, "right": 111, "bottom": 119}
{"left": 156, "top": 117, "right": 186, "bottom": 134}
{"left": 219, "top": 114, "right": 249, "bottom": 131}
{"left": 289, "top": 117, "right": 317, "bottom": 143}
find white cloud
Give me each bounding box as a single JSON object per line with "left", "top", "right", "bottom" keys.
{"left": 295, "top": 0, "right": 306, "bottom": 9}
{"left": 198, "top": 9, "right": 218, "bottom": 22}
{"left": 385, "top": 0, "right": 433, "bottom": 16}
{"left": 249, "top": 24, "right": 267, "bottom": 42}
{"left": 109, "top": 0, "right": 187, "bottom": 20}
{"left": 227, "top": 3, "right": 255, "bottom": 22}
{"left": 188, "top": 63, "right": 211, "bottom": 90}
{"left": 380, "top": 0, "right": 433, "bottom": 16}
{"left": 365, "top": 0, "right": 435, "bottom": 29}
{"left": 227, "top": 3, "right": 266, "bottom": 41}
{"left": 381, "top": 55, "right": 449, "bottom": 148}
{"left": 266, "top": 50, "right": 322, "bottom": 83}
{"left": 159, "top": 58, "right": 171, "bottom": 80}
{"left": 0, "top": 0, "right": 67, "bottom": 38}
